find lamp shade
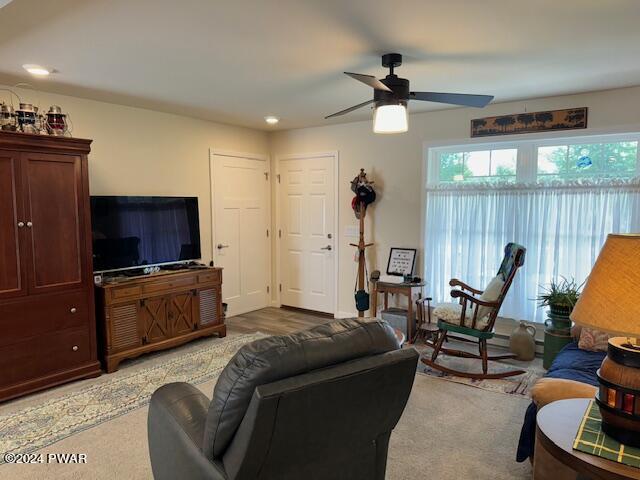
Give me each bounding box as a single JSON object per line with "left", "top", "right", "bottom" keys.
{"left": 373, "top": 103, "right": 408, "bottom": 134}
{"left": 570, "top": 234, "right": 640, "bottom": 337}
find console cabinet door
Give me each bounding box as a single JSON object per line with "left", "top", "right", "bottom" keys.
{"left": 0, "top": 151, "right": 27, "bottom": 300}
{"left": 168, "top": 291, "right": 196, "bottom": 336}
{"left": 198, "top": 287, "right": 222, "bottom": 327}
{"left": 140, "top": 296, "right": 171, "bottom": 344}
{"left": 21, "top": 153, "right": 86, "bottom": 295}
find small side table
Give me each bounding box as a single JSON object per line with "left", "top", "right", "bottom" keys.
{"left": 371, "top": 280, "right": 425, "bottom": 343}
{"left": 535, "top": 398, "right": 640, "bottom": 480}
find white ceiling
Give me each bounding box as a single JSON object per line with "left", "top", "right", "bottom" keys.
{"left": 1, "top": 0, "right": 639, "bottom": 130}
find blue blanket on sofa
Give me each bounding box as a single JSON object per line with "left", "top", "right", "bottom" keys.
{"left": 516, "top": 342, "right": 606, "bottom": 462}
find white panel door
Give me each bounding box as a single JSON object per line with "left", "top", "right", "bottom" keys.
{"left": 213, "top": 153, "right": 270, "bottom": 317}
{"left": 279, "top": 155, "right": 335, "bottom": 314}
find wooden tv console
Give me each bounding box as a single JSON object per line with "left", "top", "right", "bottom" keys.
{"left": 95, "top": 267, "right": 225, "bottom": 373}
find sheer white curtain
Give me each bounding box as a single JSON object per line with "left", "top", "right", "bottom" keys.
{"left": 424, "top": 180, "right": 640, "bottom": 322}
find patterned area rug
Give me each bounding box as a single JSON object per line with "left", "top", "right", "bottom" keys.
{"left": 414, "top": 346, "right": 545, "bottom": 397}
{"left": 0, "top": 332, "right": 265, "bottom": 462}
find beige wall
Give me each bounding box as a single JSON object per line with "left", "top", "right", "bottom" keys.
{"left": 270, "top": 86, "right": 640, "bottom": 316}
{"left": 2, "top": 85, "right": 269, "bottom": 265}
{"left": 6, "top": 83, "right": 640, "bottom": 317}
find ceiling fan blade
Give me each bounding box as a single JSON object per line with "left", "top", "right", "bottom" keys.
{"left": 345, "top": 72, "right": 392, "bottom": 92}
{"left": 410, "top": 92, "right": 494, "bottom": 108}
{"left": 325, "top": 99, "right": 375, "bottom": 119}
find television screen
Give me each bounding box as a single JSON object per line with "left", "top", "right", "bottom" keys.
{"left": 90, "top": 196, "right": 201, "bottom": 272}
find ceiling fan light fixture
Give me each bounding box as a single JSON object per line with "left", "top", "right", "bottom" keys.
{"left": 373, "top": 103, "right": 408, "bottom": 134}
{"left": 264, "top": 116, "right": 279, "bottom": 125}
{"left": 22, "top": 64, "right": 51, "bottom": 77}
{"left": 326, "top": 53, "right": 493, "bottom": 132}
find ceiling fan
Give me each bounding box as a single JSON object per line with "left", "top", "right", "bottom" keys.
{"left": 326, "top": 53, "right": 494, "bottom": 134}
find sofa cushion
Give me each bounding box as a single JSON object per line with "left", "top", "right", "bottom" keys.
{"left": 203, "top": 318, "right": 400, "bottom": 459}
{"left": 546, "top": 342, "right": 606, "bottom": 386}
{"left": 578, "top": 327, "right": 610, "bottom": 352}
{"left": 516, "top": 341, "right": 607, "bottom": 463}
{"left": 530, "top": 377, "right": 598, "bottom": 408}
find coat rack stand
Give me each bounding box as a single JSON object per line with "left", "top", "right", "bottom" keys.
{"left": 350, "top": 201, "right": 373, "bottom": 317}
{"left": 349, "top": 168, "right": 376, "bottom": 318}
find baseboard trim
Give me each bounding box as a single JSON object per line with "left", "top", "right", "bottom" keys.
{"left": 280, "top": 305, "right": 334, "bottom": 318}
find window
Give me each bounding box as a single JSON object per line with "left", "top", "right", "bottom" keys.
{"left": 432, "top": 137, "right": 639, "bottom": 186}
{"left": 425, "top": 133, "right": 640, "bottom": 324}
{"left": 439, "top": 148, "right": 517, "bottom": 183}
{"left": 537, "top": 141, "right": 638, "bottom": 180}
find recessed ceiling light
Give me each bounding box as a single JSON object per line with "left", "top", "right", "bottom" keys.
{"left": 22, "top": 64, "right": 51, "bottom": 77}
{"left": 264, "top": 116, "right": 279, "bottom": 125}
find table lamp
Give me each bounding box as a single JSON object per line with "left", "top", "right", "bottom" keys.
{"left": 570, "top": 234, "right": 640, "bottom": 447}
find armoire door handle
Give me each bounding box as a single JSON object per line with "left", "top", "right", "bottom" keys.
{"left": 26, "top": 221, "right": 33, "bottom": 228}
{"left": 17, "top": 221, "right": 25, "bottom": 228}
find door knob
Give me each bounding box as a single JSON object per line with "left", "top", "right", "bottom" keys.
{"left": 26, "top": 221, "right": 33, "bottom": 228}
{"left": 72, "top": 345, "right": 79, "bottom": 352}
{"left": 70, "top": 307, "right": 77, "bottom": 314}
{"left": 321, "top": 245, "right": 332, "bottom": 251}
{"left": 17, "top": 221, "right": 25, "bottom": 228}
{"left": 217, "top": 244, "right": 229, "bottom": 249}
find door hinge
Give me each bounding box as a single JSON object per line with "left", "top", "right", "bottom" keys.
{"left": 264, "top": 172, "right": 269, "bottom": 181}
{"left": 278, "top": 229, "right": 282, "bottom": 238}
{"left": 266, "top": 229, "right": 269, "bottom": 238}
{"left": 267, "top": 285, "right": 270, "bottom": 293}
{"left": 277, "top": 174, "right": 281, "bottom": 183}
{"left": 279, "top": 284, "right": 282, "bottom": 292}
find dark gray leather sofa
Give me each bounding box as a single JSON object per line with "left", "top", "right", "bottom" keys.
{"left": 147, "top": 318, "right": 418, "bottom": 480}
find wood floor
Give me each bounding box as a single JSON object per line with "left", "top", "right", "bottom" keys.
{"left": 226, "top": 307, "right": 333, "bottom": 336}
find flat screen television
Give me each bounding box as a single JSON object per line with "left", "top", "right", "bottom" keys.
{"left": 90, "top": 196, "right": 201, "bottom": 273}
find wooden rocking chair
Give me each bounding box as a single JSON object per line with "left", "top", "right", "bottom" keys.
{"left": 421, "top": 243, "right": 527, "bottom": 379}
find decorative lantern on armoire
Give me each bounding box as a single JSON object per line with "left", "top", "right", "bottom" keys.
{"left": 0, "top": 103, "right": 17, "bottom": 131}
{"left": 45, "top": 105, "right": 70, "bottom": 136}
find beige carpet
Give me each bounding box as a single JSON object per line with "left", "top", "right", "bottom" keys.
{"left": 1, "top": 371, "right": 532, "bottom": 479}
{"left": 388, "top": 374, "right": 531, "bottom": 479}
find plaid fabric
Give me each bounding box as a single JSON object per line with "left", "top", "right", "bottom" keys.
{"left": 573, "top": 400, "right": 640, "bottom": 468}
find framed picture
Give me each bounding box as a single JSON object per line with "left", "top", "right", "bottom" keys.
{"left": 386, "top": 248, "right": 417, "bottom": 277}
{"left": 470, "top": 107, "right": 588, "bottom": 137}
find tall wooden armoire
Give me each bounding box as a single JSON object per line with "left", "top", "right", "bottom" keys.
{"left": 0, "top": 131, "right": 101, "bottom": 401}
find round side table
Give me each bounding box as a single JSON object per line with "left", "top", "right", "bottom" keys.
{"left": 535, "top": 398, "right": 640, "bottom": 480}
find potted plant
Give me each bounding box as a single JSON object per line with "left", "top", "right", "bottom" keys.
{"left": 536, "top": 277, "right": 583, "bottom": 317}
{"left": 537, "top": 277, "right": 583, "bottom": 369}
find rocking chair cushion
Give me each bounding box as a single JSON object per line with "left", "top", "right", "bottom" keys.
{"left": 477, "top": 275, "right": 505, "bottom": 319}
{"left": 432, "top": 303, "right": 490, "bottom": 330}
{"left": 433, "top": 275, "right": 503, "bottom": 330}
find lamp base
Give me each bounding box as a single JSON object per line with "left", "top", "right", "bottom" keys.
{"left": 595, "top": 337, "right": 640, "bottom": 448}
{"left": 600, "top": 419, "right": 640, "bottom": 448}
{"left": 621, "top": 336, "right": 640, "bottom": 352}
